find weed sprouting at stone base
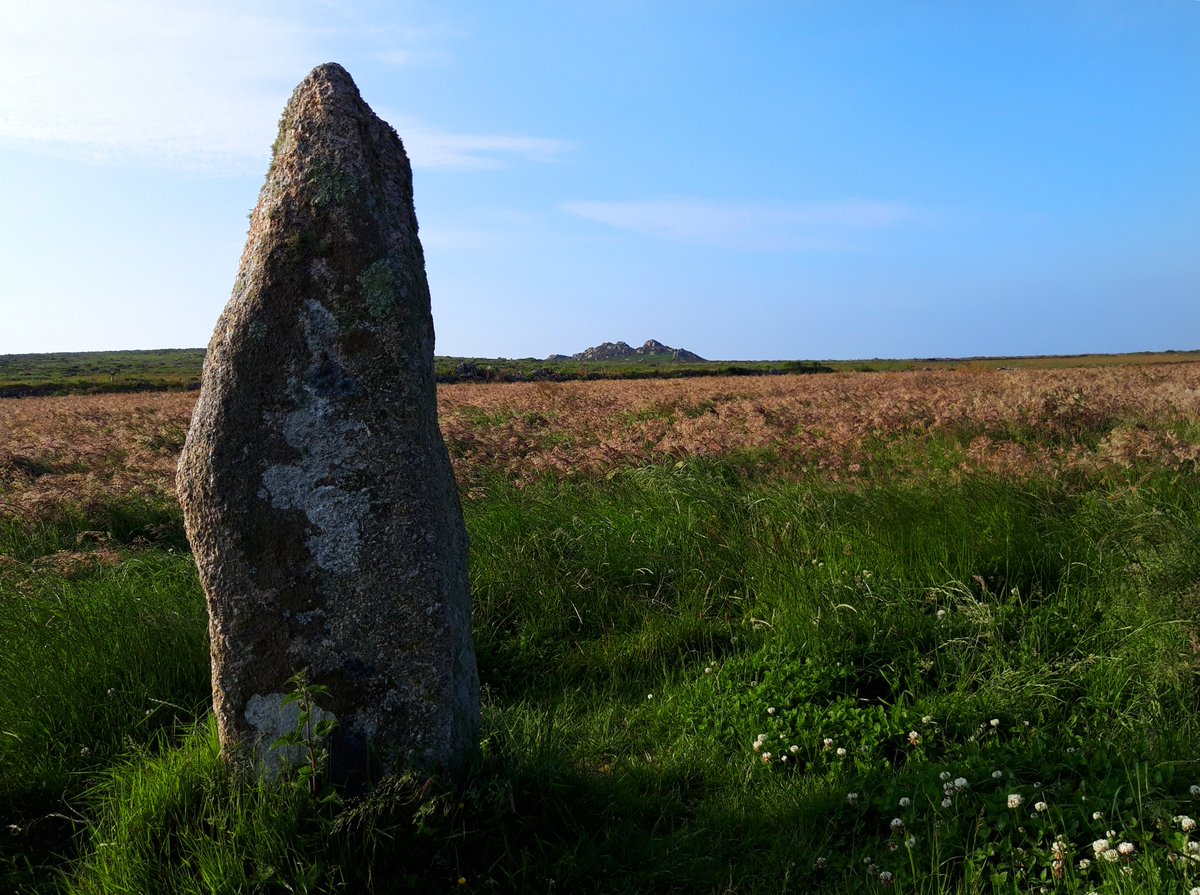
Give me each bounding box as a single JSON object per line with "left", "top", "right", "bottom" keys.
{"left": 272, "top": 668, "right": 338, "bottom": 799}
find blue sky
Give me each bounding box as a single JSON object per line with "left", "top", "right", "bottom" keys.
{"left": 2, "top": 1, "right": 1197, "bottom": 360}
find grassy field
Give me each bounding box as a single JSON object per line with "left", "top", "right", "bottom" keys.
{"left": 4, "top": 347, "right": 1199, "bottom": 396}
{"left": 0, "top": 350, "right": 206, "bottom": 397}
{"left": 3, "top": 365, "right": 1200, "bottom": 893}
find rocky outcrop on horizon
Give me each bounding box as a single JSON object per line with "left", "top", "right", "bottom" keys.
{"left": 559, "top": 339, "right": 706, "bottom": 363}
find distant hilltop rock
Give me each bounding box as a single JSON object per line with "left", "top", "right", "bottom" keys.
{"left": 560, "top": 339, "right": 706, "bottom": 363}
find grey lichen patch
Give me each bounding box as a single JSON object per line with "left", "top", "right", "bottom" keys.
{"left": 308, "top": 159, "right": 360, "bottom": 207}
{"left": 245, "top": 691, "right": 336, "bottom": 779}
{"left": 260, "top": 466, "right": 369, "bottom": 575}
{"left": 257, "top": 300, "right": 371, "bottom": 575}
{"left": 358, "top": 257, "right": 404, "bottom": 321}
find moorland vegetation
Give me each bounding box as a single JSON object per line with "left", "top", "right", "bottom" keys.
{"left": 6, "top": 347, "right": 1199, "bottom": 397}
{"left": 3, "top": 363, "right": 1200, "bottom": 893}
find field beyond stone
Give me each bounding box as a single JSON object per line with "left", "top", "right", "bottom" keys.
{"left": 4, "top": 364, "right": 1200, "bottom": 893}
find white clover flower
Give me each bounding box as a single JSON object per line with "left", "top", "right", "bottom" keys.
{"left": 878, "top": 870, "right": 893, "bottom": 884}
{"left": 647, "top": 693, "right": 653, "bottom": 700}
{"left": 846, "top": 792, "right": 859, "bottom": 805}
{"left": 815, "top": 856, "right": 827, "bottom": 869}
{"left": 921, "top": 715, "right": 933, "bottom": 724}
{"left": 989, "top": 718, "right": 1000, "bottom": 728}
{"left": 941, "top": 797, "right": 953, "bottom": 808}
{"left": 836, "top": 747, "right": 847, "bottom": 757}
{"left": 1007, "top": 794, "right": 1023, "bottom": 809}
{"left": 780, "top": 754, "right": 788, "bottom": 763}
{"left": 890, "top": 818, "right": 904, "bottom": 830}
{"left": 823, "top": 737, "right": 834, "bottom": 750}
{"left": 761, "top": 752, "right": 772, "bottom": 763}
{"left": 906, "top": 835, "right": 916, "bottom": 847}
{"left": 1117, "top": 841, "right": 1135, "bottom": 856}
{"left": 1092, "top": 811, "right": 1103, "bottom": 821}
{"left": 887, "top": 841, "right": 899, "bottom": 852}
{"left": 1179, "top": 815, "right": 1197, "bottom": 832}
{"left": 704, "top": 666, "right": 712, "bottom": 674}
{"left": 954, "top": 777, "right": 968, "bottom": 791}
{"left": 908, "top": 731, "right": 920, "bottom": 746}
{"left": 1192, "top": 785, "right": 1200, "bottom": 796}
{"left": 936, "top": 609, "right": 946, "bottom": 619}
{"left": 752, "top": 742, "right": 763, "bottom": 753}
{"left": 1078, "top": 858, "right": 1091, "bottom": 870}
{"left": 789, "top": 744, "right": 799, "bottom": 754}
{"left": 1034, "top": 801, "right": 1049, "bottom": 813}
{"left": 1092, "top": 839, "right": 1110, "bottom": 856}
{"left": 1102, "top": 848, "right": 1120, "bottom": 863}
{"left": 899, "top": 797, "right": 911, "bottom": 808}
{"left": 939, "top": 771, "right": 952, "bottom": 781}
{"left": 1188, "top": 840, "right": 1200, "bottom": 855}
{"left": 1190, "top": 887, "right": 1200, "bottom": 895}
{"left": 767, "top": 707, "right": 776, "bottom": 715}
{"left": 992, "top": 770, "right": 1003, "bottom": 779}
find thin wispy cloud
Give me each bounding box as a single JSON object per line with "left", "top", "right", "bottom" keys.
{"left": 561, "top": 198, "right": 930, "bottom": 250}
{"left": 0, "top": 1, "right": 315, "bottom": 172}
{"left": 0, "top": 0, "right": 568, "bottom": 174}
{"left": 383, "top": 114, "right": 575, "bottom": 170}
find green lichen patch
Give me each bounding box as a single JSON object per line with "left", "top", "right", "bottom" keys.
{"left": 358, "top": 257, "right": 404, "bottom": 321}
{"left": 308, "top": 161, "right": 360, "bottom": 207}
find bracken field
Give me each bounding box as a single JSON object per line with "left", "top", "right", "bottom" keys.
{"left": 5, "top": 365, "right": 1200, "bottom": 516}
{"left": 4, "top": 363, "right": 1200, "bottom": 894}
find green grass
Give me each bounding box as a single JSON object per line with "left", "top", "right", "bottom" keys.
{"left": 4, "top": 463, "right": 1200, "bottom": 892}
{"left": 0, "top": 350, "right": 205, "bottom": 396}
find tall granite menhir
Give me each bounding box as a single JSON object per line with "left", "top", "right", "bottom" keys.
{"left": 178, "top": 63, "right": 479, "bottom": 784}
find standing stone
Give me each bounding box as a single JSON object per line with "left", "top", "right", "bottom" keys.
{"left": 177, "top": 63, "right": 479, "bottom": 785}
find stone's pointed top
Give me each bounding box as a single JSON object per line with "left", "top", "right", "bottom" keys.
{"left": 303, "top": 62, "right": 358, "bottom": 92}
{"left": 278, "top": 63, "right": 372, "bottom": 135}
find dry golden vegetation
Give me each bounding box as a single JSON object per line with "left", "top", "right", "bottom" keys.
{"left": 3, "top": 365, "right": 1200, "bottom": 520}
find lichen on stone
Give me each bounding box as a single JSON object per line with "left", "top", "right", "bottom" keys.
{"left": 257, "top": 300, "right": 371, "bottom": 576}
{"left": 358, "top": 257, "right": 404, "bottom": 321}
{"left": 308, "top": 159, "right": 360, "bottom": 207}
